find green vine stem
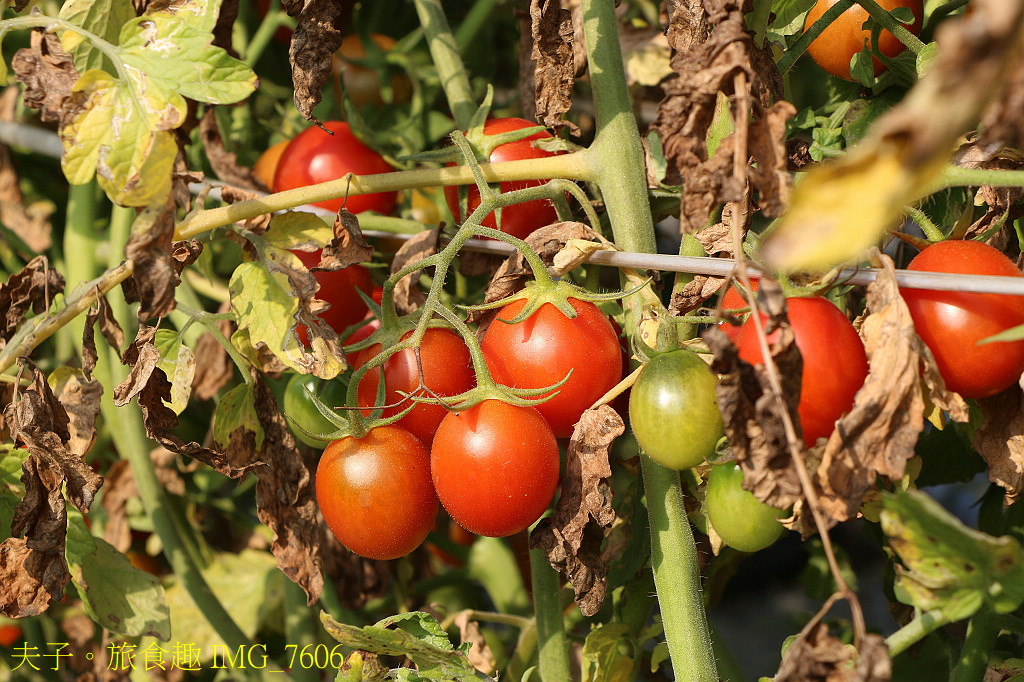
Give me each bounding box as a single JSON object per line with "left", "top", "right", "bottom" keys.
{"left": 776, "top": 0, "right": 855, "bottom": 75}
{"left": 857, "top": 0, "right": 927, "bottom": 54}
{"left": 413, "top": 0, "right": 477, "bottom": 130}
{"left": 885, "top": 609, "right": 954, "bottom": 657}
{"left": 950, "top": 606, "right": 999, "bottom": 682}
{"left": 529, "top": 542, "right": 572, "bottom": 681}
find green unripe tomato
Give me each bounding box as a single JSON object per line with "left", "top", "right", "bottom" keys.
{"left": 283, "top": 373, "right": 348, "bottom": 448}
{"left": 628, "top": 349, "right": 724, "bottom": 470}
{"left": 705, "top": 463, "right": 785, "bottom": 553}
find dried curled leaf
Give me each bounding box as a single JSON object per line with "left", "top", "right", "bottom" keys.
{"left": 11, "top": 31, "right": 79, "bottom": 125}
{"left": 323, "top": 209, "right": 375, "bottom": 269}
{"left": 975, "top": 387, "right": 1024, "bottom": 504}
{"left": 199, "top": 107, "right": 265, "bottom": 191}
{"left": 775, "top": 622, "right": 890, "bottom": 682}
{"left": 390, "top": 227, "right": 441, "bottom": 315}
{"left": 529, "top": 0, "right": 577, "bottom": 134}
{"left": 531, "top": 405, "right": 623, "bottom": 617}
{"left": 0, "top": 256, "right": 65, "bottom": 349}
{"left": 288, "top": 0, "right": 347, "bottom": 123}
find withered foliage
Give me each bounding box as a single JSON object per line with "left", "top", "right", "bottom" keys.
{"left": 0, "top": 87, "right": 53, "bottom": 254}
{"left": 952, "top": 141, "right": 1024, "bottom": 248}
{"left": 191, "top": 301, "right": 237, "bottom": 400}
{"left": 528, "top": 0, "right": 577, "bottom": 134}
{"left": 0, "top": 256, "right": 65, "bottom": 349}
{"left": 454, "top": 611, "right": 498, "bottom": 676}
{"left": 652, "top": 0, "right": 790, "bottom": 233}
{"left": 82, "top": 296, "right": 126, "bottom": 378}
{"left": 286, "top": 0, "right": 348, "bottom": 123}
{"left": 11, "top": 31, "right": 78, "bottom": 126}
{"left": 390, "top": 227, "right": 442, "bottom": 314}
{"left": 531, "top": 405, "right": 623, "bottom": 617}
{"left": 975, "top": 388, "right": 1024, "bottom": 504}
{"left": 199, "top": 108, "right": 265, "bottom": 192}
{"left": 319, "top": 519, "right": 390, "bottom": 609}
{"left": 322, "top": 209, "right": 375, "bottom": 268}
{"left": 114, "top": 325, "right": 255, "bottom": 479}
{"left": 776, "top": 622, "right": 891, "bottom": 682}
{"left": 101, "top": 452, "right": 184, "bottom": 552}
{"left": 0, "top": 360, "right": 103, "bottom": 617}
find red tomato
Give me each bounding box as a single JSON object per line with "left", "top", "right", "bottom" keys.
{"left": 293, "top": 249, "right": 374, "bottom": 344}
{"left": 431, "top": 400, "right": 560, "bottom": 537}
{"left": 444, "top": 118, "right": 563, "bottom": 239}
{"left": 804, "top": 0, "right": 923, "bottom": 80}
{"left": 737, "top": 297, "right": 868, "bottom": 445}
{"left": 354, "top": 328, "right": 476, "bottom": 446}
{"left": 717, "top": 278, "right": 760, "bottom": 343}
{"left": 0, "top": 623, "right": 21, "bottom": 647}
{"left": 481, "top": 298, "right": 623, "bottom": 437}
{"left": 901, "top": 240, "right": 1024, "bottom": 399}
{"left": 253, "top": 138, "right": 290, "bottom": 189}
{"left": 316, "top": 426, "right": 438, "bottom": 560}
{"left": 274, "top": 121, "right": 397, "bottom": 215}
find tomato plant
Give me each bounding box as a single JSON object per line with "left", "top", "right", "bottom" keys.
{"left": 354, "top": 327, "right": 476, "bottom": 446}
{"left": 736, "top": 296, "right": 868, "bottom": 445}
{"left": 283, "top": 372, "right": 348, "bottom": 447}
{"left": 316, "top": 425, "right": 438, "bottom": 560}
{"left": 481, "top": 297, "right": 622, "bottom": 437}
{"left": 705, "top": 463, "right": 786, "bottom": 553}
{"left": 292, "top": 249, "right": 374, "bottom": 343}
{"left": 629, "top": 349, "right": 724, "bottom": 470}
{"left": 273, "top": 121, "right": 398, "bottom": 214}
{"left": 804, "top": 0, "right": 923, "bottom": 80}
{"left": 444, "top": 117, "right": 563, "bottom": 239}
{"left": 430, "top": 400, "right": 560, "bottom": 537}
{"left": 901, "top": 239, "right": 1024, "bottom": 398}
{"left": 0, "top": 623, "right": 22, "bottom": 647}
{"left": 253, "top": 138, "right": 290, "bottom": 189}
{"left": 333, "top": 33, "right": 412, "bottom": 108}
{"left": 717, "top": 278, "right": 759, "bottom": 342}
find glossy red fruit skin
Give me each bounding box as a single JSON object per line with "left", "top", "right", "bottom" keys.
{"left": 481, "top": 298, "right": 623, "bottom": 437}
{"left": 274, "top": 121, "right": 397, "bottom": 215}
{"left": 316, "top": 426, "right": 438, "bottom": 560}
{"left": 804, "top": 0, "right": 924, "bottom": 80}
{"left": 354, "top": 328, "right": 476, "bottom": 447}
{"left": 901, "top": 240, "right": 1024, "bottom": 399}
{"left": 444, "top": 118, "right": 562, "bottom": 239}
{"left": 293, "top": 249, "right": 374, "bottom": 344}
{"left": 736, "top": 297, "right": 868, "bottom": 445}
{"left": 431, "top": 400, "right": 560, "bottom": 538}
{"left": 717, "top": 278, "right": 760, "bottom": 343}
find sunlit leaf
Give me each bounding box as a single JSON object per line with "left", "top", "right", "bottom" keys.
{"left": 214, "top": 383, "right": 263, "bottom": 450}
{"left": 581, "top": 623, "right": 640, "bottom": 682}
{"left": 59, "top": 0, "right": 136, "bottom": 72}
{"left": 154, "top": 329, "right": 196, "bottom": 415}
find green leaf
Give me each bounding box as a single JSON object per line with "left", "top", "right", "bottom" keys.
{"left": 0, "top": 447, "right": 27, "bottom": 542}
{"left": 580, "top": 622, "right": 640, "bottom": 682}
{"left": 59, "top": 0, "right": 137, "bottom": 72}
{"left": 65, "top": 511, "right": 171, "bottom": 640}
{"left": 980, "top": 322, "right": 1024, "bottom": 345}
{"left": 145, "top": 0, "right": 223, "bottom": 36}
{"left": 320, "top": 611, "right": 482, "bottom": 680}
{"left": 766, "top": 0, "right": 816, "bottom": 45}
{"left": 881, "top": 489, "right": 1024, "bottom": 622}
{"left": 262, "top": 211, "right": 334, "bottom": 252}
{"left": 154, "top": 329, "right": 196, "bottom": 415}
{"left": 467, "top": 537, "right": 530, "bottom": 616}
{"left": 214, "top": 383, "right": 264, "bottom": 450}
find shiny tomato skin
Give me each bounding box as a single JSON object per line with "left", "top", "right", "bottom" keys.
{"left": 705, "top": 463, "right": 785, "bottom": 553}
{"left": 274, "top": 121, "right": 397, "bottom": 214}
{"left": 629, "top": 349, "right": 724, "bottom": 470}
{"left": 354, "top": 328, "right": 476, "bottom": 447}
{"left": 0, "top": 623, "right": 22, "bottom": 647}
{"left": 481, "top": 298, "right": 623, "bottom": 437}
{"left": 804, "top": 0, "right": 923, "bottom": 80}
{"left": 293, "top": 249, "right": 374, "bottom": 344}
{"left": 717, "top": 278, "right": 760, "bottom": 343}
{"left": 431, "top": 400, "right": 560, "bottom": 537}
{"left": 901, "top": 240, "right": 1024, "bottom": 399}
{"left": 316, "top": 426, "right": 438, "bottom": 560}
{"left": 444, "top": 118, "right": 562, "bottom": 239}
{"left": 736, "top": 297, "right": 868, "bottom": 445}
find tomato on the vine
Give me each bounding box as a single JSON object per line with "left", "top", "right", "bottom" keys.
{"left": 316, "top": 426, "right": 438, "bottom": 560}
{"left": 354, "top": 327, "right": 476, "bottom": 446}
{"left": 444, "top": 117, "right": 563, "bottom": 239}
{"left": 253, "top": 138, "right": 290, "bottom": 190}
{"left": 0, "top": 623, "right": 22, "bottom": 647}
{"left": 804, "top": 0, "right": 923, "bottom": 80}
{"left": 717, "top": 278, "right": 759, "bottom": 342}
{"left": 283, "top": 373, "right": 348, "bottom": 448}
{"left": 901, "top": 240, "right": 1024, "bottom": 399}
{"left": 292, "top": 249, "right": 374, "bottom": 344}
{"left": 431, "top": 400, "right": 560, "bottom": 537}
{"left": 705, "top": 463, "right": 785, "bottom": 553}
{"left": 333, "top": 33, "right": 412, "bottom": 108}
{"left": 736, "top": 296, "right": 868, "bottom": 445}
{"left": 629, "top": 349, "right": 724, "bottom": 470}
{"left": 481, "top": 298, "right": 622, "bottom": 438}
{"left": 273, "top": 121, "right": 398, "bottom": 215}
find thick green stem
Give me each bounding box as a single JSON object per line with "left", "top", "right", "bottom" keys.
{"left": 776, "top": 0, "right": 855, "bottom": 75}
{"left": 454, "top": 0, "right": 502, "bottom": 52}
{"left": 529, "top": 546, "right": 572, "bottom": 682}
{"left": 413, "top": 0, "right": 477, "bottom": 129}
{"left": 284, "top": 580, "right": 318, "bottom": 682}
{"left": 951, "top": 607, "right": 998, "bottom": 682}
{"left": 641, "top": 461, "right": 718, "bottom": 682}
{"left": 885, "top": 609, "right": 952, "bottom": 657}
{"left": 857, "top": 0, "right": 927, "bottom": 55}
{"left": 931, "top": 166, "right": 1024, "bottom": 192}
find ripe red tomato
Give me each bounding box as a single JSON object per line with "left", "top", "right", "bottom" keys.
{"left": 901, "top": 240, "right": 1024, "bottom": 399}
{"left": 354, "top": 328, "right": 476, "bottom": 446}
{"left": 804, "top": 0, "right": 923, "bottom": 80}
{"left": 316, "top": 426, "right": 438, "bottom": 560}
{"left": 431, "top": 400, "right": 560, "bottom": 537}
{"left": 0, "top": 623, "right": 22, "bottom": 647}
{"left": 717, "top": 278, "right": 760, "bottom": 343}
{"left": 444, "top": 118, "right": 563, "bottom": 239}
{"left": 253, "top": 138, "right": 290, "bottom": 190}
{"left": 292, "top": 249, "right": 374, "bottom": 344}
{"left": 736, "top": 296, "right": 868, "bottom": 445}
{"left": 481, "top": 298, "right": 623, "bottom": 437}
{"left": 274, "top": 121, "right": 397, "bottom": 215}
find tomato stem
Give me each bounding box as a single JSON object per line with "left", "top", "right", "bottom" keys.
{"left": 857, "top": 0, "right": 928, "bottom": 55}
{"left": 885, "top": 609, "right": 953, "bottom": 656}
{"left": 413, "top": 0, "right": 477, "bottom": 130}
{"left": 776, "top": 0, "right": 856, "bottom": 75}
{"left": 951, "top": 606, "right": 999, "bottom": 682}
{"left": 529, "top": 543, "right": 573, "bottom": 682}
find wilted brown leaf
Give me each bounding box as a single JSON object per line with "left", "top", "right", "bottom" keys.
{"left": 531, "top": 405, "right": 623, "bottom": 616}
{"left": 322, "top": 209, "right": 375, "bottom": 268}
{"left": 49, "top": 368, "right": 102, "bottom": 461}
{"left": 199, "top": 108, "right": 265, "bottom": 191}
{"left": 82, "top": 296, "right": 126, "bottom": 379}
{"left": 454, "top": 611, "right": 497, "bottom": 675}
{"left": 101, "top": 452, "right": 185, "bottom": 553}
{"left": 124, "top": 201, "right": 177, "bottom": 321}
{"left": 11, "top": 31, "right": 78, "bottom": 125}
{"left": 0, "top": 255, "right": 65, "bottom": 348}
{"left": 529, "top": 0, "right": 577, "bottom": 134}
{"left": 669, "top": 275, "right": 723, "bottom": 315}
{"left": 975, "top": 387, "right": 1024, "bottom": 504}
{"left": 391, "top": 227, "right": 441, "bottom": 314}
{"left": 776, "top": 622, "right": 890, "bottom": 682}
{"left": 288, "top": 0, "right": 347, "bottom": 123}
{"left": 192, "top": 302, "right": 237, "bottom": 400}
